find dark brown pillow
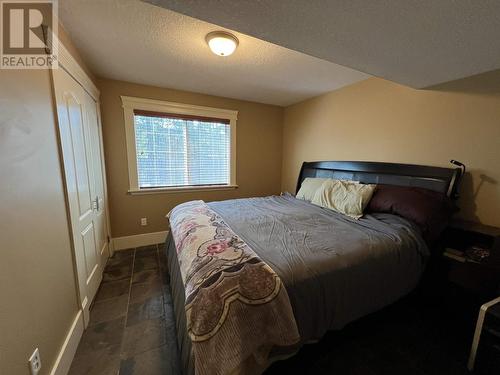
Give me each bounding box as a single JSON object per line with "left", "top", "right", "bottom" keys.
{"left": 367, "top": 185, "right": 456, "bottom": 244}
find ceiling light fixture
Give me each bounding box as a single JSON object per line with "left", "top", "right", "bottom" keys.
{"left": 206, "top": 31, "right": 239, "bottom": 57}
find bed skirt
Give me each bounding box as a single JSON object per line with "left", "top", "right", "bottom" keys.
{"left": 164, "top": 233, "right": 195, "bottom": 375}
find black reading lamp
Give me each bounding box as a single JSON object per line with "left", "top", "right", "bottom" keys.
{"left": 450, "top": 160, "right": 466, "bottom": 199}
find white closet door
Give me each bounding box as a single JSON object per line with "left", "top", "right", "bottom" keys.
{"left": 83, "top": 89, "right": 109, "bottom": 272}
{"left": 53, "top": 66, "right": 109, "bottom": 326}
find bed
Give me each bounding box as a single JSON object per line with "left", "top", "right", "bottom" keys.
{"left": 165, "top": 161, "right": 462, "bottom": 375}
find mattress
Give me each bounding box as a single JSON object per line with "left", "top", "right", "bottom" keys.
{"left": 166, "top": 194, "right": 429, "bottom": 374}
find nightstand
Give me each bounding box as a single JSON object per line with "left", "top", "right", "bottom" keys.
{"left": 441, "top": 220, "right": 500, "bottom": 298}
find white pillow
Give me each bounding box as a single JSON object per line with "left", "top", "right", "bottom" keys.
{"left": 296, "top": 178, "right": 330, "bottom": 201}
{"left": 311, "top": 179, "right": 376, "bottom": 219}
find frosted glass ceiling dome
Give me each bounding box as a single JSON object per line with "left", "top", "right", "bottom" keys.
{"left": 206, "top": 31, "right": 239, "bottom": 57}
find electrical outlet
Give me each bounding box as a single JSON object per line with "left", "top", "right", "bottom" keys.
{"left": 140, "top": 217, "right": 148, "bottom": 226}
{"left": 28, "top": 348, "right": 41, "bottom": 375}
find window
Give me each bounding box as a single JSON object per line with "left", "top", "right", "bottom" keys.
{"left": 122, "top": 96, "right": 237, "bottom": 193}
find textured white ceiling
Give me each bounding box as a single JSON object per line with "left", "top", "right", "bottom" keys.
{"left": 147, "top": 0, "right": 500, "bottom": 88}
{"left": 59, "top": 0, "right": 370, "bottom": 106}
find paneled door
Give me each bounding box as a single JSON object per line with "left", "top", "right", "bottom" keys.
{"left": 53, "top": 66, "right": 109, "bottom": 326}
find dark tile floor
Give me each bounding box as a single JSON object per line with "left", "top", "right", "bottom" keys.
{"left": 68, "top": 244, "right": 180, "bottom": 375}
{"left": 70, "top": 245, "right": 485, "bottom": 375}
{"left": 265, "top": 289, "right": 478, "bottom": 375}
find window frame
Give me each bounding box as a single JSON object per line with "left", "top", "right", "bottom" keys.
{"left": 121, "top": 96, "right": 238, "bottom": 194}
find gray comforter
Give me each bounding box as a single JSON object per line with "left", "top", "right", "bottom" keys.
{"left": 208, "top": 193, "right": 429, "bottom": 343}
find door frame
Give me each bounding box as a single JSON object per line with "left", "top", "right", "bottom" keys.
{"left": 50, "top": 39, "right": 113, "bottom": 325}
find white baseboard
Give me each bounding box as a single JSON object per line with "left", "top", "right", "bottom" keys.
{"left": 50, "top": 310, "right": 84, "bottom": 375}
{"left": 112, "top": 230, "right": 168, "bottom": 251}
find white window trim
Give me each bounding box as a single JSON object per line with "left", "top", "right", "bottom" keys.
{"left": 121, "top": 96, "right": 238, "bottom": 194}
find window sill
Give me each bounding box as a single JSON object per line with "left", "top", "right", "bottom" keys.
{"left": 128, "top": 185, "right": 239, "bottom": 195}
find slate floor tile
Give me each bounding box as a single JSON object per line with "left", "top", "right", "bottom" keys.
{"left": 132, "top": 268, "right": 160, "bottom": 284}
{"left": 129, "top": 280, "right": 162, "bottom": 304}
{"left": 113, "top": 248, "right": 135, "bottom": 258}
{"left": 126, "top": 295, "right": 164, "bottom": 327}
{"left": 160, "top": 270, "right": 170, "bottom": 287}
{"left": 74, "top": 317, "right": 125, "bottom": 355}
{"left": 106, "top": 254, "right": 134, "bottom": 269}
{"left": 132, "top": 254, "right": 158, "bottom": 272}
{"left": 121, "top": 318, "right": 168, "bottom": 358}
{"left": 159, "top": 248, "right": 167, "bottom": 263}
{"left": 103, "top": 264, "right": 133, "bottom": 282}
{"left": 119, "top": 345, "right": 172, "bottom": 375}
{"left": 95, "top": 278, "right": 130, "bottom": 302}
{"left": 135, "top": 244, "right": 157, "bottom": 257}
{"left": 89, "top": 295, "right": 129, "bottom": 326}
{"left": 69, "top": 346, "right": 121, "bottom": 375}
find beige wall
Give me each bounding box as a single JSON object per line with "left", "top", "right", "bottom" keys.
{"left": 58, "top": 23, "right": 97, "bottom": 85}
{"left": 0, "top": 27, "right": 93, "bottom": 375}
{"left": 98, "top": 78, "right": 284, "bottom": 237}
{"left": 0, "top": 70, "right": 79, "bottom": 374}
{"left": 282, "top": 72, "right": 500, "bottom": 227}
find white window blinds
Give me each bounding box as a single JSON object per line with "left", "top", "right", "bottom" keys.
{"left": 133, "top": 111, "right": 231, "bottom": 188}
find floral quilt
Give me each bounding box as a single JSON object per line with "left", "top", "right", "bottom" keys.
{"left": 168, "top": 200, "right": 300, "bottom": 375}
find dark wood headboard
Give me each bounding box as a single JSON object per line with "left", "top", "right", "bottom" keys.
{"left": 296, "top": 161, "right": 462, "bottom": 198}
